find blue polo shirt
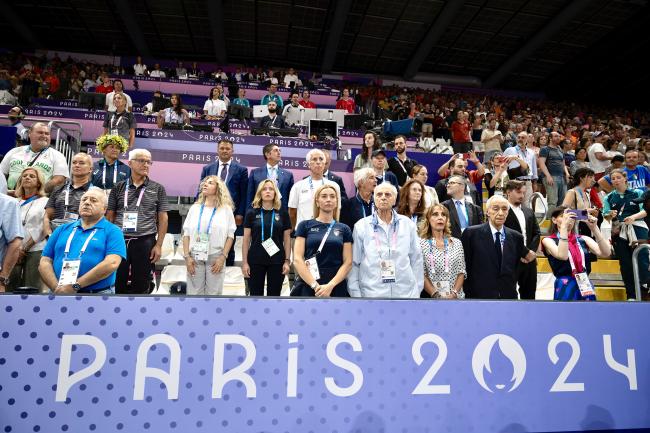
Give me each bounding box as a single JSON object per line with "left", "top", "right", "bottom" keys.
{"left": 42, "top": 217, "right": 126, "bottom": 292}
{"left": 91, "top": 159, "right": 131, "bottom": 190}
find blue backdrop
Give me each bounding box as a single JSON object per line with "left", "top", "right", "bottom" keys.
{"left": 1, "top": 295, "right": 648, "bottom": 433}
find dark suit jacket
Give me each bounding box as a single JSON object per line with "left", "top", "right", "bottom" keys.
{"left": 435, "top": 177, "right": 480, "bottom": 205}
{"left": 442, "top": 198, "right": 484, "bottom": 239}
{"left": 247, "top": 165, "right": 294, "bottom": 211}
{"left": 461, "top": 223, "right": 527, "bottom": 299}
{"left": 200, "top": 160, "right": 249, "bottom": 217}
{"left": 387, "top": 156, "right": 418, "bottom": 186}
{"left": 259, "top": 115, "right": 286, "bottom": 129}
{"left": 504, "top": 205, "right": 541, "bottom": 252}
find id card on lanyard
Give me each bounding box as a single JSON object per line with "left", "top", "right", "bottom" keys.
{"left": 373, "top": 216, "right": 398, "bottom": 283}
{"left": 59, "top": 227, "right": 97, "bottom": 286}
{"left": 193, "top": 204, "right": 217, "bottom": 261}
{"left": 305, "top": 220, "right": 336, "bottom": 281}
{"left": 122, "top": 181, "right": 146, "bottom": 233}
{"left": 261, "top": 209, "right": 280, "bottom": 257}
{"left": 102, "top": 160, "right": 119, "bottom": 191}
{"left": 567, "top": 239, "right": 595, "bottom": 297}
{"left": 428, "top": 237, "right": 450, "bottom": 291}
{"left": 63, "top": 184, "right": 79, "bottom": 221}
{"left": 110, "top": 113, "right": 123, "bottom": 136}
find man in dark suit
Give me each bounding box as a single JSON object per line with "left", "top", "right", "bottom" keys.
{"left": 504, "top": 180, "right": 541, "bottom": 300}
{"left": 258, "top": 101, "right": 286, "bottom": 129}
{"left": 442, "top": 176, "right": 483, "bottom": 239}
{"left": 200, "top": 138, "right": 249, "bottom": 266}
{"left": 387, "top": 135, "right": 417, "bottom": 187}
{"left": 247, "top": 143, "right": 294, "bottom": 211}
{"left": 434, "top": 155, "right": 482, "bottom": 205}
{"left": 461, "top": 195, "right": 537, "bottom": 299}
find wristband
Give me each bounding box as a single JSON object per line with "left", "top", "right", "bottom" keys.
{"left": 558, "top": 237, "right": 568, "bottom": 241}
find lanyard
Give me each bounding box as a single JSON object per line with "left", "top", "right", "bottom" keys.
{"left": 20, "top": 196, "right": 38, "bottom": 226}
{"left": 356, "top": 194, "right": 373, "bottom": 218}
{"left": 20, "top": 195, "right": 39, "bottom": 207}
{"left": 308, "top": 176, "right": 324, "bottom": 192}
{"left": 575, "top": 187, "right": 591, "bottom": 208}
{"left": 102, "top": 160, "right": 119, "bottom": 187}
{"left": 64, "top": 183, "right": 72, "bottom": 208}
{"left": 372, "top": 212, "right": 398, "bottom": 257}
{"left": 197, "top": 204, "right": 218, "bottom": 235}
{"left": 428, "top": 237, "right": 450, "bottom": 273}
{"left": 124, "top": 180, "right": 146, "bottom": 210}
{"left": 260, "top": 209, "right": 275, "bottom": 241}
{"left": 64, "top": 227, "right": 97, "bottom": 257}
{"left": 110, "top": 113, "right": 124, "bottom": 129}
{"left": 395, "top": 156, "right": 409, "bottom": 175}
{"left": 565, "top": 237, "right": 586, "bottom": 275}
{"left": 411, "top": 215, "right": 419, "bottom": 223}
{"left": 316, "top": 220, "right": 336, "bottom": 255}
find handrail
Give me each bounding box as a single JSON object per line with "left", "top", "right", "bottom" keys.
{"left": 631, "top": 243, "right": 650, "bottom": 301}
{"left": 529, "top": 191, "right": 547, "bottom": 225}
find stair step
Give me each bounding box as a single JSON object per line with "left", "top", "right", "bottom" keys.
{"left": 595, "top": 286, "right": 627, "bottom": 301}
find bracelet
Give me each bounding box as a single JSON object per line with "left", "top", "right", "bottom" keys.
{"left": 431, "top": 291, "right": 442, "bottom": 299}
{"left": 558, "top": 237, "right": 568, "bottom": 241}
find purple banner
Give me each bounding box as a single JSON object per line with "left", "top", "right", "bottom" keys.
{"left": 1, "top": 295, "right": 648, "bottom": 433}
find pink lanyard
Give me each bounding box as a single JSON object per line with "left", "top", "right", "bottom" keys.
{"left": 428, "top": 237, "right": 450, "bottom": 273}
{"left": 372, "top": 216, "right": 398, "bottom": 258}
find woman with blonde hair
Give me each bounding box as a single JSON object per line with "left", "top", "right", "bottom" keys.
{"left": 182, "top": 175, "right": 236, "bottom": 295}
{"left": 7, "top": 167, "right": 49, "bottom": 291}
{"left": 242, "top": 179, "right": 292, "bottom": 296}
{"left": 292, "top": 184, "right": 352, "bottom": 297}
{"left": 418, "top": 204, "right": 466, "bottom": 299}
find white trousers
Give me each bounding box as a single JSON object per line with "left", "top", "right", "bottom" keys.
{"left": 186, "top": 253, "right": 225, "bottom": 295}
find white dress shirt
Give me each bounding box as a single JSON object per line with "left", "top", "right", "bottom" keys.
{"left": 509, "top": 204, "right": 527, "bottom": 245}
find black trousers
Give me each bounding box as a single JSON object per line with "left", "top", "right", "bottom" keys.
{"left": 226, "top": 234, "right": 236, "bottom": 266}
{"left": 116, "top": 234, "right": 156, "bottom": 294}
{"left": 248, "top": 263, "right": 284, "bottom": 296}
{"left": 517, "top": 259, "right": 537, "bottom": 300}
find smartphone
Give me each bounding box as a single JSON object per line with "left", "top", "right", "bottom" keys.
{"left": 462, "top": 153, "right": 471, "bottom": 159}
{"left": 569, "top": 209, "right": 589, "bottom": 220}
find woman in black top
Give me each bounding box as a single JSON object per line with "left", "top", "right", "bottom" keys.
{"left": 292, "top": 184, "right": 352, "bottom": 297}
{"left": 242, "top": 179, "right": 292, "bottom": 296}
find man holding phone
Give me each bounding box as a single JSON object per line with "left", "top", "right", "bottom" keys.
{"left": 503, "top": 131, "right": 538, "bottom": 205}
{"left": 435, "top": 152, "right": 484, "bottom": 205}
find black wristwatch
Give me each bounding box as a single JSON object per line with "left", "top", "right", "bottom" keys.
{"left": 72, "top": 283, "right": 82, "bottom": 292}
{"left": 0, "top": 276, "right": 8, "bottom": 286}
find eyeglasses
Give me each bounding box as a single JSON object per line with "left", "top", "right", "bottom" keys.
{"left": 133, "top": 159, "right": 153, "bottom": 166}
{"left": 447, "top": 181, "right": 462, "bottom": 185}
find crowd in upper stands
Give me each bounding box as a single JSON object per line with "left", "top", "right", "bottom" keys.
{"left": 1, "top": 50, "right": 650, "bottom": 301}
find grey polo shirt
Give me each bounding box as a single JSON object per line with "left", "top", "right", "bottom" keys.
{"left": 46, "top": 181, "right": 93, "bottom": 219}
{"left": 102, "top": 110, "right": 137, "bottom": 142}
{"left": 107, "top": 177, "right": 168, "bottom": 237}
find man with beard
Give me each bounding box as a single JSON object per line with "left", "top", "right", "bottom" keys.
{"left": 387, "top": 135, "right": 417, "bottom": 187}
{"left": 259, "top": 101, "right": 286, "bottom": 129}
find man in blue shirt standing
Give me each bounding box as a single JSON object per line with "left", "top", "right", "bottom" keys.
{"left": 39, "top": 189, "right": 126, "bottom": 294}
{"left": 260, "top": 83, "right": 283, "bottom": 109}
{"left": 598, "top": 148, "right": 650, "bottom": 194}
{"left": 0, "top": 193, "right": 23, "bottom": 291}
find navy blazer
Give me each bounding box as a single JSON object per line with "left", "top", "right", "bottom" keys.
{"left": 461, "top": 222, "right": 527, "bottom": 299}
{"left": 200, "top": 160, "right": 249, "bottom": 217}
{"left": 247, "top": 165, "right": 294, "bottom": 211}
{"left": 442, "top": 198, "right": 484, "bottom": 239}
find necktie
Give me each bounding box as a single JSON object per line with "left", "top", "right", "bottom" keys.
{"left": 455, "top": 200, "right": 468, "bottom": 229}
{"left": 495, "top": 231, "right": 502, "bottom": 269}
{"left": 220, "top": 163, "right": 228, "bottom": 181}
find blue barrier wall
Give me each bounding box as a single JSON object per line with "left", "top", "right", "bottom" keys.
{"left": 1, "top": 295, "right": 648, "bottom": 433}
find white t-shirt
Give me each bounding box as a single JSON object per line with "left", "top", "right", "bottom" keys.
{"left": 150, "top": 70, "right": 166, "bottom": 78}
{"left": 182, "top": 204, "right": 236, "bottom": 256}
{"left": 133, "top": 64, "right": 147, "bottom": 76}
{"left": 18, "top": 196, "right": 48, "bottom": 251}
{"left": 0, "top": 145, "right": 70, "bottom": 190}
{"left": 105, "top": 91, "right": 133, "bottom": 112}
{"left": 203, "top": 99, "right": 227, "bottom": 116}
{"left": 587, "top": 142, "right": 609, "bottom": 174}
{"left": 288, "top": 177, "right": 340, "bottom": 227}
{"left": 283, "top": 74, "right": 301, "bottom": 87}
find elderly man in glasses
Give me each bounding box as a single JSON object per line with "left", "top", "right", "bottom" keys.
{"left": 106, "top": 149, "right": 168, "bottom": 294}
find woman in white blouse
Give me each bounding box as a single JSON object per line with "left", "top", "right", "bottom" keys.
{"left": 7, "top": 167, "right": 49, "bottom": 291}
{"left": 156, "top": 94, "right": 189, "bottom": 128}
{"left": 203, "top": 87, "right": 228, "bottom": 120}
{"left": 182, "top": 175, "right": 236, "bottom": 295}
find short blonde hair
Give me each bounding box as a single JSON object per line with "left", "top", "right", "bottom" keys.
{"left": 251, "top": 179, "right": 281, "bottom": 210}
{"left": 312, "top": 184, "right": 340, "bottom": 221}
{"left": 197, "top": 175, "right": 234, "bottom": 210}
{"left": 14, "top": 167, "right": 46, "bottom": 198}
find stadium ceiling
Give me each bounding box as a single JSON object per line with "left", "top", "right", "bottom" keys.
{"left": 3, "top": 0, "right": 650, "bottom": 104}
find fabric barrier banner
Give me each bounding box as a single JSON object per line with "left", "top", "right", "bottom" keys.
{"left": 0, "top": 295, "right": 647, "bottom": 433}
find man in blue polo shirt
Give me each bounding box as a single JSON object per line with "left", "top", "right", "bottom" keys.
{"left": 39, "top": 189, "right": 126, "bottom": 294}
{"left": 598, "top": 148, "right": 650, "bottom": 193}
